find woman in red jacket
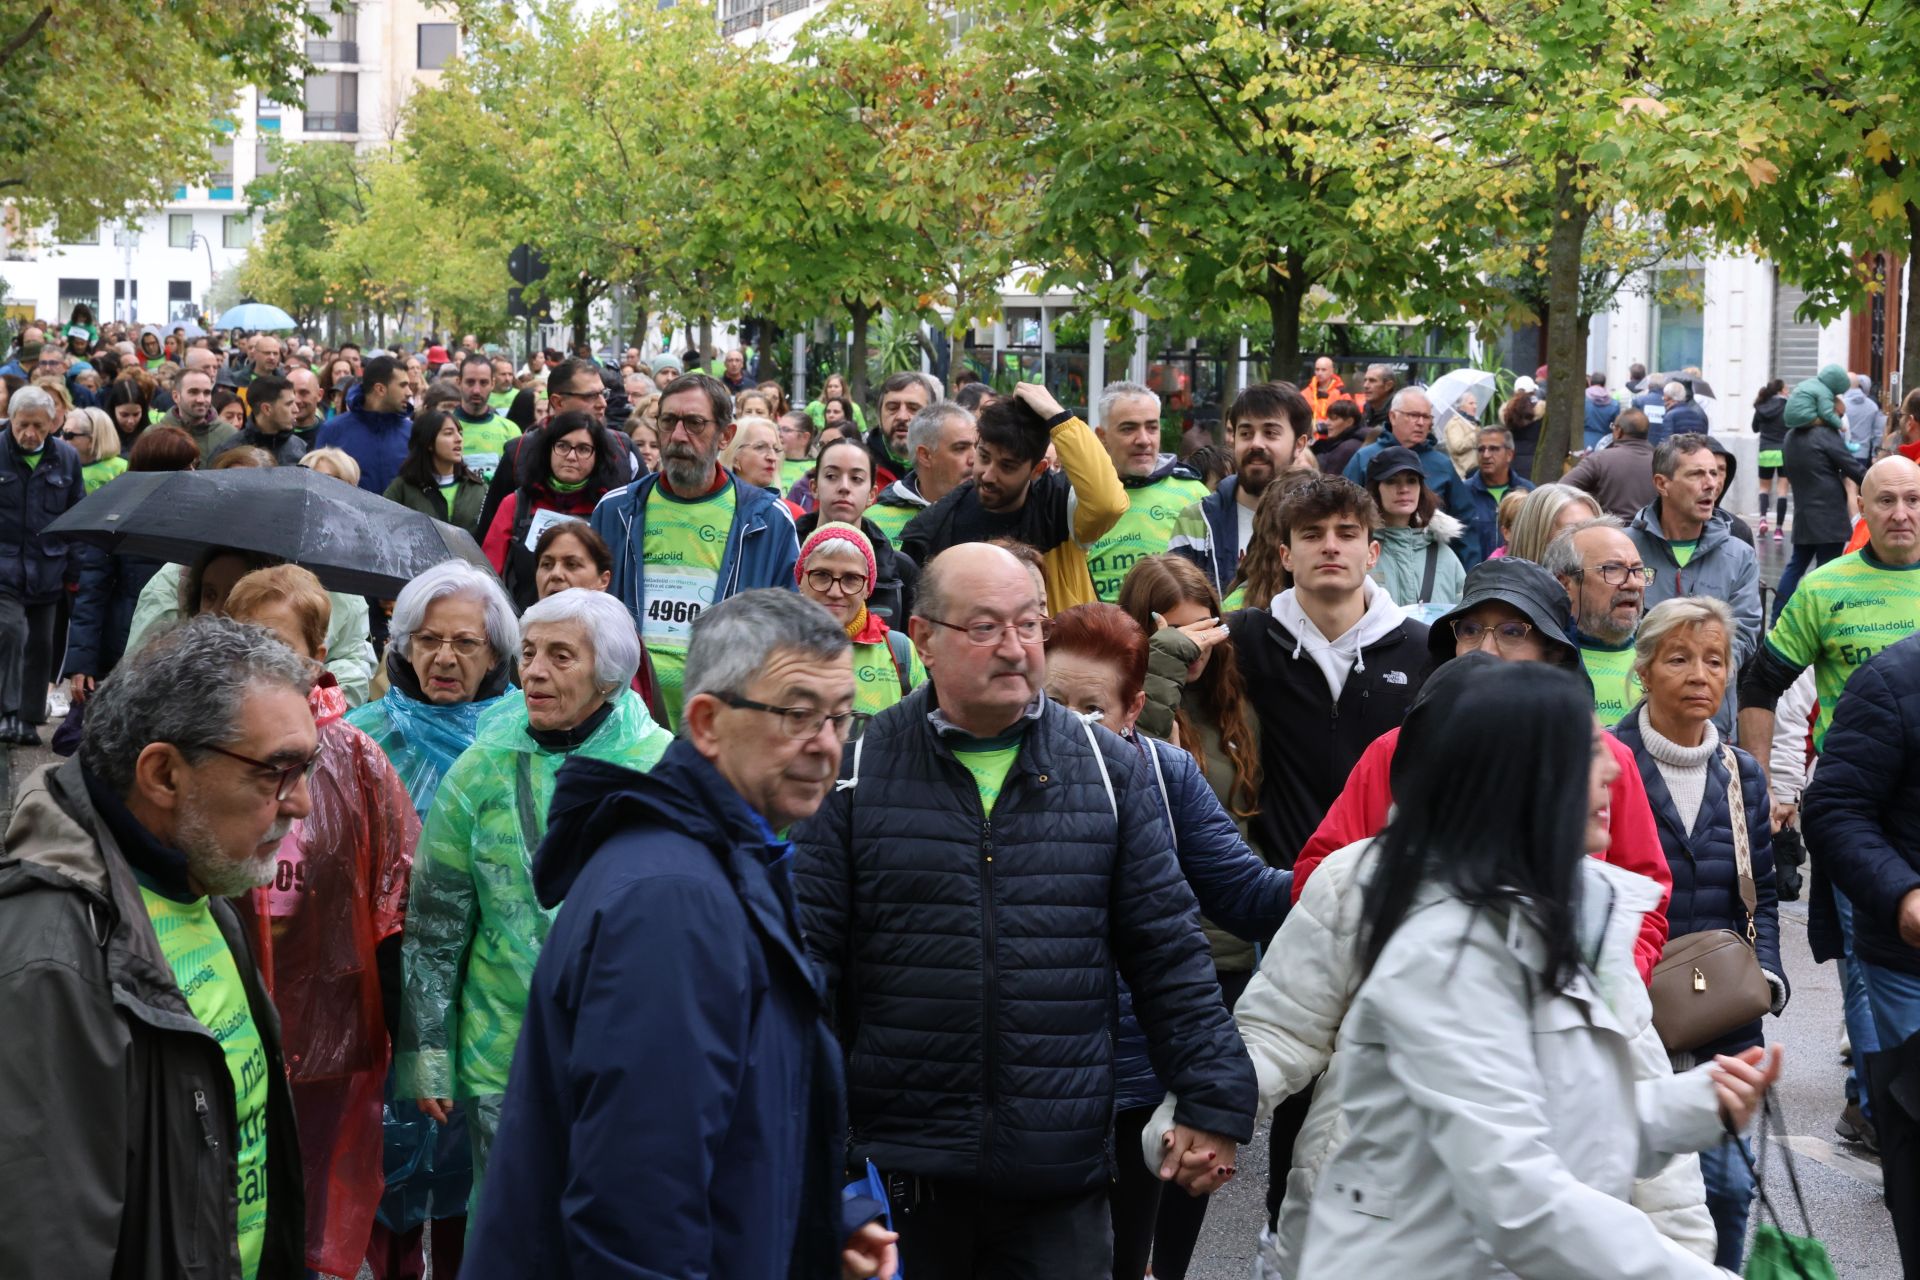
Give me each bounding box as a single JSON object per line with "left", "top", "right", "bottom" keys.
{"left": 482, "top": 411, "right": 624, "bottom": 611}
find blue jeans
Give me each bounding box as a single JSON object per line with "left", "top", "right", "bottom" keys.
{"left": 1699, "top": 1135, "right": 1756, "bottom": 1270}
{"left": 1771, "top": 541, "right": 1844, "bottom": 622}
{"left": 1859, "top": 956, "right": 1920, "bottom": 1048}
{"left": 1837, "top": 891, "right": 1882, "bottom": 1118}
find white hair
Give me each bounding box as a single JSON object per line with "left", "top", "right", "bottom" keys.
{"left": 7, "top": 385, "right": 56, "bottom": 421}
{"left": 1097, "top": 379, "right": 1160, "bottom": 427}
{"left": 520, "top": 587, "right": 640, "bottom": 690}
{"left": 1663, "top": 380, "right": 1689, "bottom": 401}
{"left": 1389, "top": 385, "right": 1430, "bottom": 412}
{"left": 390, "top": 561, "right": 519, "bottom": 670}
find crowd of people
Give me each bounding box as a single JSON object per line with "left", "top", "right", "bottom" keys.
{"left": 0, "top": 315, "right": 1915, "bottom": 1280}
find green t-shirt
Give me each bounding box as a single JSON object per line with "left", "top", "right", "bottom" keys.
{"left": 1485, "top": 484, "right": 1511, "bottom": 503}
{"left": 1670, "top": 539, "right": 1698, "bottom": 568}
{"left": 642, "top": 482, "right": 737, "bottom": 728}
{"left": 1580, "top": 640, "right": 1643, "bottom": 727}
{"left": 1221, "top": 584, "right": 1247, "bottom": 612}
{"left": 953, "top": 741, "right": 1021, "bottom": 814}
{"left": 852, "top": 636, "right": 925, "bottom": 717}
{"left": 455, "top": 410, "right": 520, "bottom": 482}
{"left": 1764, "top": 549, "right": 1920, "bottom": 750}
{"left": 19, "top": 448, "right": 42, "bottom": 470}
{"left": 140, "top": 886, "right": 270, "bottom": 1280}
{"left": 779, "top": 457, "right": 813, "bottom": 495}
{"left": 488, "top": 388, "right": 518, "bottom": 412}
{"left": 865, "top": 499, "right": 921, "bottom": 546}
{"left": 1086, "top": 473, "right": 1211, "bottom": 603}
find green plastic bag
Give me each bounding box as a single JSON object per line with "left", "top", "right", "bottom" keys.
{"left": 1738, "top": 1098, "right": 1837, "bottom": 1280}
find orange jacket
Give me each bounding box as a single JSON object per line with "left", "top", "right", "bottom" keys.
{"left": 1305, "top": 374, "right": 1351, "bottom": 424}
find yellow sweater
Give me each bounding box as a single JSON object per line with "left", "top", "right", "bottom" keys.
{"left": 1039, "top": 414, "right": 1128, "bottom": 612}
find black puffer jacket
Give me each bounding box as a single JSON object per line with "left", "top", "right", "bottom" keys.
{"left": 792, "top": 689, "right": 1257, "bottom": 1197}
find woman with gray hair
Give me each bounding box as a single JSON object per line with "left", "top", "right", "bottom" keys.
{"left": 1610, "top": 595, "right": 1785, "bottom": 1270}
{"left": 397, "top": 586, "right": 671, "bottom": 1227}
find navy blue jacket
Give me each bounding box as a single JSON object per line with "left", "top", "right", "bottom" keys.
{"left": 315, "top": 382, "right": 411, "bottom": 495}
{"left": 1171, "top": 474, "right": 1248, "bottom": 595}
{"left": 1803, "top": 633, "right": 1920, "bottom": 978}
{"left": 1662, "top": 399, "right": 1709, "bottom": 441}
{"left": 0, "top": 429, "right": 88, "bottom": 604}
{"left": 1461, "top": 469, "right": 1534, "bottom": 570}
{"left": 792, "top": 689, "right": 1258, "bottom": 1197}
{"left": 62, "top": 551, "right": 164, "bottom": 679}
{"left": 1113, "top": 733, "right": 1290, "bottom": 1109}
{"left": 469, "top": 745, "right": 856, "bottom": 1280}
{"left": 1614, "top": 716, "right": 1785, "bottom": 1055}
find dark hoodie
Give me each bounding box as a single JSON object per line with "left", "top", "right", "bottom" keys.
{"left": 465, "top": 745, "right": 866, "bottom": 1280}
{"left": 1700, "top": 436, "right": 1755, "bottom": 547}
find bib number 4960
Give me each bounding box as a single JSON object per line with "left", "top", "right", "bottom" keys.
{"left": 647, "top": 598, "right": 703, "bottom": 625}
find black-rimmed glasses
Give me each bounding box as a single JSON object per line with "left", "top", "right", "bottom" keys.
{"left": 185, "top": 742, "right": 322, "bottom": 801}
{"left": 715, "top": 693, "right": 869, "bottom": 742}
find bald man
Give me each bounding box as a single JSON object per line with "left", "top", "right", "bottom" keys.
{"left": 791, "top": 542, "right": 1257, "bottom": 1276}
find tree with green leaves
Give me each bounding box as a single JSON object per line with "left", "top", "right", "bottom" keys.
{"left": 1, "top": 0, "right": 314, "bottom": 235}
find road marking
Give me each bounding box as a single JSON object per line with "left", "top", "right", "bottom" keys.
{"left": 1785, "top": 1135, "right": 1884, "bottom": 1188}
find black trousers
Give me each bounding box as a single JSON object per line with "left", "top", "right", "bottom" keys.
{"left": 890, "top": 1174, "right": 1111, "bottom": 1280}
{"left": 0, "top": 596, "right": 57, "bottom": 723}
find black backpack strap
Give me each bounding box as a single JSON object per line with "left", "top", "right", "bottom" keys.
{"left": 1418, "top": 542, "right": 1440, "bottom": 604}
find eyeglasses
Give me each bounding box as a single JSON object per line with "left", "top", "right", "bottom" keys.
{"left": 1450, "top": 618, "right": 1536, "bottom": 650}
{"left": 1574, "top": 562, "right": 1655, "bottom": 587}
{"left": 805, "top": 569, "right": 869, "bottom": 596}
{"left": 925, "top": 615, "right": 1051, "bottom": 646}
{"left": 185, "top": 741, "right": 322, "bottom": 801}
{"left": 551, "top": 440, "right": 597, "bottom": 459}
{"left": 414, "top": 632, "right": 490, "bottom": 658}
{"left": 660, "top": 413, "right": 716, "bottom": 434}
{"left": 1395, "top": 411, "right": 1435, "bottom": 423}
{"left": 554, "top": 386, "right": 607, "bottom": 402}
{"left": 715, "top": 692, "right": 869, "bottom": 742}
{"left": 58, "top": 430, "right": 91, "bottom": 440}
{"left": 736, "top": 441, "right": 780, "bottom": 457}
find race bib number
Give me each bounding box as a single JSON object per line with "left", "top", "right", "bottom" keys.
{"left": 524, "top": 505, "right": 580, "bottom": 552}
{"left": 642, "top": 570, "right": 717, "bottom": 645}
{"left": 266, "top": 822, "right": 308, "bottom": 916}
{"left": 465, "top": 451, "right": 501, "bottom": 480}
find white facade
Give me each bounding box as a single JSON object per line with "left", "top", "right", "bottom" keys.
{"left": 0, "top": 0, "right": 459, "bottom": 328}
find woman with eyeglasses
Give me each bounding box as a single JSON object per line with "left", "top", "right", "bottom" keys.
{"left": 795, "top": 522, "right": 921, "bottom": 716}
{"left": 482, "top": 410, "right": 625, "bottom": 611}
{"left": 61, "top": 406, "right": 126, "bottom": 493}
{"left": 219, "top": 565, "right": 427, "bottom": 1280}
{"left": 722, "top": 414, "right": 804, "bottom": 519}
{"left": 398, "top": 587, "right": 672, "bottom": 1227}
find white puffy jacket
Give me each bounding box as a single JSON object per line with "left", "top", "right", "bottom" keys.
{"left": 1145, "top": 839, "right": 1718, "bottom": 1275}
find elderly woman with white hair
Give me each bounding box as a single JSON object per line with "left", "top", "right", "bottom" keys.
{"left": 396, "top": 586, "right": 672, "bottom": 1226}
{"left": 0, "top": 383, "right": 90, "bottom": 743}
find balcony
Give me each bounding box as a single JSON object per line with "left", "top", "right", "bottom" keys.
{"left": 305, "top": 38, "right": 359, "bottom": 62}
{"left": 304, "top": 113, "right": 358, "bottom": 134}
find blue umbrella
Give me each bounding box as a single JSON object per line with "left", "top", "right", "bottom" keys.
{"left": 214, "top": 302, "right": 298, "bottom": 331}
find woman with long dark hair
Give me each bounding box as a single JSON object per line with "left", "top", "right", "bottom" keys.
{"left": 481, "top": 410, "right": 625, "bottom": 610}
{"left": 385, "top": 409, "right": 487, "bottom": 536}
{"left": 1277, "top": 664, "right": 1778, "bottom": 1276}
{"left": 100, "top": 377, "right": 150, "bottom": 452}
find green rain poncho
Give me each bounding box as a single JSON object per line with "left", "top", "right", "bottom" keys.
{"left": 394, "top": 686, "right": 670, "bottom": 1203}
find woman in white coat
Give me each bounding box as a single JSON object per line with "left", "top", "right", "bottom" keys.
{"left": 1150, "top": 660, "right": 1781, "bottom": 1278}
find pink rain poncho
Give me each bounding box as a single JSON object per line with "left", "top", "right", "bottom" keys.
{"left": 241, "top": 679, "right": 420, "bottom": 1277}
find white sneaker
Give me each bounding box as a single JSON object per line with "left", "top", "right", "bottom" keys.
{"left": 45, "top": 686, "right": 70, "bottom": 721}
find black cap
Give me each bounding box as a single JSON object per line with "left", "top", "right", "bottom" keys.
{"left": 1365, "top": 445, "right": 1424, "bottom": 487}
{"left": 1427, "top": 557, "right": 1581, "bottom": 671}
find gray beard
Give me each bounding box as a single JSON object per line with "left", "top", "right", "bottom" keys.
{"left": 178, "top": 795, "right": 287, "bottom": 898}
{"left": 662, "top": 447, "right": 717, "bottom": 494}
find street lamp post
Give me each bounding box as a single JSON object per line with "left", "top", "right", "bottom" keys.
{"left": 188, "top": 231, "right": 217, "bottom": 322}
{"left": 113, "top": 226, "right": 137, "bottom": 324}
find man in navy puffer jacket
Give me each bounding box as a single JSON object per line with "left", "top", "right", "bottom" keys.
{"left": 793, "top": 543, "right": 1257, "bottom": 1279}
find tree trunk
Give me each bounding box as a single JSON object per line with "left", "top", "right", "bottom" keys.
{"left": 629, "top": 297, "right": 650, "bottom": 353}
{"left": 1536, "top": 165, "right": 1593, "bottom": 483}
{"left": 569, "top": 276, "right": 591, "bottom": 351}
{"left": 848, "top": 301, "right": 873, "bottom": 407}
{"left": 1903, "top": 202, "right": 1920, "bottom": 399}
{"left": 758, "top": 321, "right": 784, "bottom": 387}
{"left": 698, "top": 316, "right": 713, "bottom": 368}
{"left": 1263, "top": 251, "right": 1307, "bottom": 381}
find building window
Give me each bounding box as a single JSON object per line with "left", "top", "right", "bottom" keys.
{"left": 1651, "top": 269, "right": 1706, "bottom": 374}
{"left": 303, "top": 72, "right": 359, "bottom": 134}
{"left": 254, "top": 140, "right": 279, "bottom": 180}
{"left": 169, "top": 214, "right": 193, "bottom": 248}
{"left": 169, "top": 281, "right": 195, "bottom": 323}
{"left": 223, "top": 213, "right": 252, "bottom": 249}
{"left": 66, "top": 224, "right": 100, "bottom": 245}
{"left": 58, "top": 278, "right": 100, "bottom": 325}
{"left": 306, "top": 0, "right": 358, "bottom": 62}
{"left": 113, "top": 279, "right": 140, "bottom": 323}
{"left": 418, "top": 22, "right": 457, "bottom": 69}
{"left": 719, "top": 0, "right": 763, "bottom": 36}
{"left": 210, "top": 140, "right": 235, "bottom": 201}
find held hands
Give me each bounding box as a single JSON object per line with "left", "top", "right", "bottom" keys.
{"left": 68, "top": 673, "right": 95, "bottom": 704}
{"left": 840, "top": 1222, "right": 899, "bottom": 1280}
{"left": 1769, "top": 800, "right": 1797, "bottom": 834}
{"left": 1012, "top": 381, "right": 1066, "bottom": 421}
{"left": 1159, "top": 1124, "right": 1237, "bottom": 1196}
{"left": 1710, "top": 1045, "right": 1783, "bottom": 1133}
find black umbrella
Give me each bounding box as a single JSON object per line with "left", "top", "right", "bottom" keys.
{"left": 1652, "top": 372, "right": 1718, "bottom": 400}
{"left": 48, "top": 467, "right": 495, "bottom": 598}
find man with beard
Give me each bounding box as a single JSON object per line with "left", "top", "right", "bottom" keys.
{"left": 899, "top": 382, "right": 1126, "bottom": 614}
{"left": 1543, "top": 517, "right": 1652, "bottom": 727}
{"left": 1086, "top": 380, "right": 1208, "bottom": 602}
{"left": 592, "top": 371, "right": 799, "bottom": 727}
{"left": 1170, "top": 382, "right": 1315, "bottom": 595}
{"left": 0, "top": 616, "right": 314, "bottom": 1279}
{"left": 454, "top": 353, "right": 521, "bottom": 482}
{"left": 867, "top": 370, "right": 942, "bottom": 484}
{"left": 867, "top": 400, "right": 978, "bottom": 545}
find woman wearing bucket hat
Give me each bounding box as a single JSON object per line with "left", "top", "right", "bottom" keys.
{"left": 1289, "top": 557, "right": 1674, "bottom": 985}
{"left": 795, "top": 520, "right": 921, "bottom": 716}
{"left": 1364, "top": 445, "right": 1466, "bottom": 617}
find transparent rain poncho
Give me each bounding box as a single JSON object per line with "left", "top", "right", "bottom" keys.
{"left": 395, "top": 687, "right": 672, "bottom": 1213}
{"left": 239, "top": 679, "right": 420, "bottom": 1276}
{"left": 345, "top": 657, "right": 513, "bottom": 1233}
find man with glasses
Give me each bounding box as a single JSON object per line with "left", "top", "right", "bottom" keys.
{"left": 1461, "top": 424, "right": 1534, "bottom": 567}
{"left": 317, "top": 353, "right": 414, "bottom": 493}
{"left": 793, "top": 543, "right": 1256, "bottom": 1277}
{"left": 0, "top": 616, "right": 316, "bottom": 1278}
{"left": 1342, "top": 386, "right": 1477, "bottom": 559}
{"left": 591, "top": 371, "right": 799, "bottom": 728}
{"left": 1542, "top": 516, "right": 1652, "bottom": 727}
